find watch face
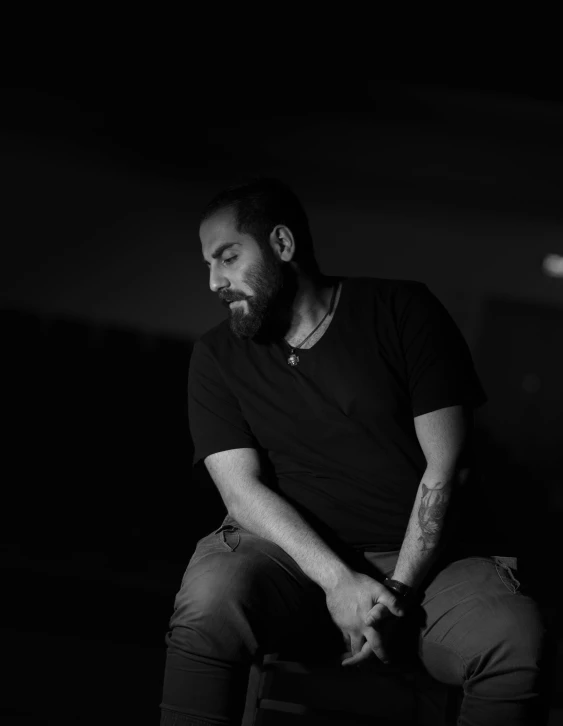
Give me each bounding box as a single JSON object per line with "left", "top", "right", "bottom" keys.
{"left": 385, "top": 579, "right": 411, "bottom": 595}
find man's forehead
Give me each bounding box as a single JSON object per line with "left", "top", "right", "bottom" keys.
{"left": 201, "top": 209, "right": 238, "bottom": 242}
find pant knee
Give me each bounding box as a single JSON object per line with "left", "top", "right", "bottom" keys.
{"left": 500, "top": 603, "right": 546, "bottom": 663}
{"left": 171, "top": 555, "right": 242, "bottom": 623}
{"left": 166, "top": 556, "right": 261, "bottom": 660}
{"left": 468, "top": 599, "right": 547, "bottom": 683}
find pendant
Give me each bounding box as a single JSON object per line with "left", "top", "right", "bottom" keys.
{"left": 288, "top": 353, "right": 300, "bottom": 366}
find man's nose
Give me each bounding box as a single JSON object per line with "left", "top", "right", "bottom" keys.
{"left": 209, "top": 267, "right": 228, "bottom": 294}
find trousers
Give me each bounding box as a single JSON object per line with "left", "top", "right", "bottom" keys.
{"left": 159, "top": 515, "right": 552, "bottom": 726}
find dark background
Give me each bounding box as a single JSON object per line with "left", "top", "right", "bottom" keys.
{"left": 2, "top": 80, "right": 562, "bottom": 724}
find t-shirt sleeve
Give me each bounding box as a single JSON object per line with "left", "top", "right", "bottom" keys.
{"left": 395, "top": 282, "right": 488, "bottom": 417}
{"left": 188, "top": 339, "right": 259, "bottom": 468}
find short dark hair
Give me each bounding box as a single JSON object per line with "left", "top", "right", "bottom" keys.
{"left": 200, "top": 177, "right": 322, "bottom": 278}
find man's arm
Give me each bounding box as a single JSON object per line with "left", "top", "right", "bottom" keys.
{"left": 205, "top": 448, "right": 355, "bottom": 592}
{"left": 390, "top": 404, "right": 473, "bottom": 594}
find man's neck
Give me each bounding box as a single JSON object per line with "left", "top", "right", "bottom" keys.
{"left": 285, "top": 278, "right": 338, "bottom": 342}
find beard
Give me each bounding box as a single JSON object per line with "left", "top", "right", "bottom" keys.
{"left": 223, "top": 248, "right": 301, "bottom": 344}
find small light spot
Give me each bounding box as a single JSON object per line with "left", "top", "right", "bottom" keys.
{"left": 542, "top": 253, "right": 563, "bottom": 278}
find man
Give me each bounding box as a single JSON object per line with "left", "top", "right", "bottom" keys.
{"left": 160, "top": 178, "right": 549, "bottom": 725}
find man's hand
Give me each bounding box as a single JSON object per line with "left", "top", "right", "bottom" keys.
{"left": 324, "top": 571, "right": 406, "bottom": 667}
{"left": 341, "top": 603, "right": 403, "bottom": 667}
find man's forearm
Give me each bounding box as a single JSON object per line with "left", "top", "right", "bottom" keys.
{"left": 391, "top": 466, "right": 469, "bottom": 593}
{"left": 230, "top": 479, "right": 353, "bottom": 593}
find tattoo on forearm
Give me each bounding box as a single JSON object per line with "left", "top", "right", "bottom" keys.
{"left": 417, "top": 482, "right": 449, "bottom": 551}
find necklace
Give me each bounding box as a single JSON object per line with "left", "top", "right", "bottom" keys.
{"left": 284, "top": 282, "right": 339, "bottom": 366}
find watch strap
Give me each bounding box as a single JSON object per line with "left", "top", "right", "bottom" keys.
{"left": 384, "top": 577, "right": 413, "bottom": 600}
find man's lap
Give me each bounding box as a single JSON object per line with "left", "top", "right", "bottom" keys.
{"left": 181, "top": 521, "right": 544, "bottom": 671}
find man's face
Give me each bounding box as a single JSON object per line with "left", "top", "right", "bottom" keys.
{"left": 200, "top": 208, "right": 299, "bottom": 341}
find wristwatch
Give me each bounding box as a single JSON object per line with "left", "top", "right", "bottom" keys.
{"left": 384, "top": 577, "right": 414, "bottom": 603}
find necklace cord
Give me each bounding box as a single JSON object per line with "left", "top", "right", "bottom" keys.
{"left": 286, "top": 281, "right": 339, "bottom": 355}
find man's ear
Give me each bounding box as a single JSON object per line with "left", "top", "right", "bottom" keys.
{"left": 270, "top": 224, "right": 295, "bottom": 262}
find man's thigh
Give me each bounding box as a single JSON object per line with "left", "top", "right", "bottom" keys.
{"left": 417, "top": 556, "right": 546, "bottom": 685}
{"left": 172, "top": 520, "right": 340, "bottom": 656}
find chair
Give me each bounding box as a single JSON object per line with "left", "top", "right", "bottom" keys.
{"left": 242, "top": 647, "right": 463, "bottom": 726}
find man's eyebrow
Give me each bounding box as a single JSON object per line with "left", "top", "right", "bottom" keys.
{"left": 202, "top": 242, "right": 240, "bottom": 265}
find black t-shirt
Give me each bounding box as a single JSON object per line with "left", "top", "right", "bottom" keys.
{"left": 188, "top": 276, "right": 487, "bottom": 555}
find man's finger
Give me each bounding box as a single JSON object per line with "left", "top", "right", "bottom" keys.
{"left": 379, "top": 590, "right": 405, "bottom": 618}
{"left": 364, "top": 625, "right": 390, "bottom": 664}
{"left": 365, "top": 602, "right": 392, "bottom": 626}
{"left": 341, "top": 640, "right": 374, "bottom": 667}
{"left": 342, "top": 627, "right": 391, "bottom": 667}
